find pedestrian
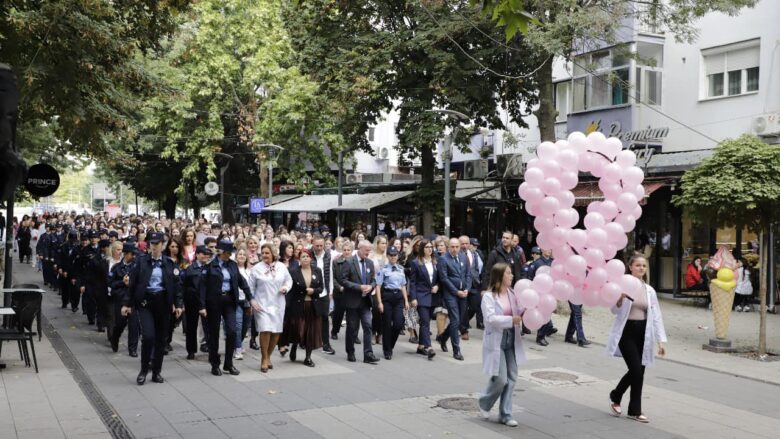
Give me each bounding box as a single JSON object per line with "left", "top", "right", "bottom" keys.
{"left": 402, "top": 236, "right": 422, "bottom": 344}
{"left": 685, "top": 257, "right": 707, "bottom": 291}
{"left": 163, "top": 237, "right": 186, "bottom": 354}
{"left": 370, "top": 235, "right": 388, "bottom": 345}
{"left": 311, "top": 235, "right": 336, "bottom": 355}
{"left": 199, "top": 240, "right": 256, "bottom": 376}
{"left": 249, "top": 243, "right": 292, "bottom": 373}
{"left": 478, "top": 262, "right": 526, "bottom": 427}
{"left": 527, "top": 248, "right": 556, "bottom": 346}
{"left": 281, "top": 249, "right": 324, "bottom": 367}
{"left": 376, "top": 246, "right": 409, "bottom": 360}
{"left": 122, "top": 232, "right": 184, "bottom": 385}
{"left": 607, "top": 254, "right": 668, "bottom": 423}
{"left": 734, "top": 258, "right": 753, "bottom": 312}
{"left": 437, "top": 237, "right": 471, "bottom": 361}
{"left": 482, "top": 231, "right": 524, "bottom": 289}
{"left": 109, "top": 243, "right": 139, "bottom": 357}
{"left": 460, "top": 236, "right": 484, "bottom": 338}
{"left": 340, "top": 239, "right": 380, "bottom": 364}
{"left": 182, "top": 245, "right": 211, "bottom": 359}
{"left": 85, "top": 239, "right": 111, "bottom": 332}
{"left": 330, "top": 240, "right": 353, "bottom": 342}
{"left": 57, "top": 230, "right": 79, "bottom": 309}
{"left": 408, "top": 239, "right": 438, "bottom": 360}
{"left": 16, "top": 217, "right": 32, "bottom": 264}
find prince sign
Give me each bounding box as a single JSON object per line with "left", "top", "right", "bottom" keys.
{"left": 25, "top": 163, "right": 60, "bottom": 197}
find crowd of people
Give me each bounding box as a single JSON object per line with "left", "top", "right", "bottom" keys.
{"left": 8, "top": 210, "right": 667, "bottom": 426}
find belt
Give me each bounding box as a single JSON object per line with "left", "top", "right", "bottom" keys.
{"left": 221, "top": 290, "right": 232, "bottom": 295}
{"left": 145, "top": 289, "right": 164, "bottom": 295}
{"left": 382, "top": 288, "right": 401, "bottom": 294}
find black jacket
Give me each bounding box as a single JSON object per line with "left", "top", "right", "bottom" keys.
{"left": 332, "top": 255, "right": 349, "bottom": 299}
{"left": 109, "top": 259, "right": 135, "bottom": 304}
{"left": 482, "top": 245, "right": 525, "bottom": 289}
{"left": 287, "top": 265, "right": 325, "bottom": 319}
{"left": 339, "top": 255, "right": 377, "bottom": 310}
{"left": 198, "top": 257, "right": 252, "bottom": 310}
{"left": 181, "top": 261, "right": 207, "bottom": 303}
{"left": 126, "top": 254, "right": 183, "bottom": 309}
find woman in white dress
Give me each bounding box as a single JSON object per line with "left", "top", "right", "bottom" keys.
{"left": 250, "top": 243, "right": 292, "bottom": 373}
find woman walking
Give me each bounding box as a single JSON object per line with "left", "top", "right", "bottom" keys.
{"left": 607, "top": 255, "right": 667, "bottom": 423}
{"left": 280, "top": 249, "right": 324, "bottom": 367}
{"left": 408, "top": 239, "right": 438, "bottom": 360}
{"left": 233, "top": 248, "right": 252, "bottom": 360}
{"left": 478, "top": 263, "right": 526, "bottom": 427}
{"left": 249, "top": 243, "right": 292, "bottom": 372}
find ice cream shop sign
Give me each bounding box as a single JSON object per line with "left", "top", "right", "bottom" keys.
{"left": 585, "top": 120, "right": 669, "bottom": 148}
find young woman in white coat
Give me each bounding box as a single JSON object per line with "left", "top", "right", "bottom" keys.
{"left": 478, "top": 263, "right": 526, "bottom": 427}
{"left": 249, "top": 243, "right": 293, "bottom": 373}
{"left": 607, "top": 255, "right": 667, "bottom": 423}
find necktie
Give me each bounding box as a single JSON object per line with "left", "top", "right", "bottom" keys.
{"left": 152, "top": 259, "right": 161, "bottom": 268}
{"left": 361, "top": 259, "right": 367, "bottom": 284}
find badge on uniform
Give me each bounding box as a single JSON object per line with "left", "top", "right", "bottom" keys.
{"left": 173, "top": 268, "right": 180, "bottom": 276}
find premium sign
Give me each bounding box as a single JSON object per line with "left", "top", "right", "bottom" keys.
{"left": 587, "top": 120, "right": 669, "bottom": 143}
{"left": 25, "top": 163, "right": 60, "bottom": 197}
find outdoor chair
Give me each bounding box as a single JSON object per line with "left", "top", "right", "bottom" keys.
{"left": 0, "top": 290, "right": 43, "bottom": 372}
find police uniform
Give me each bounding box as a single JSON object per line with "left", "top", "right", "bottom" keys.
{"left": 181, "top": 246, "right": 211, "bottom": 359}
{"left": 109, "top": 244, "right": 139, "bottom": 356}
{"left": 125, "top": 232, "right": 183, "bottom": 385}
{"left": 85, "top": 239, "right": 111, "bottom": 332}
{"left": 68, "top": 231, "right": 90, "bottom": 313}
{"left": 79, "top": 230, "right": 100, "bottom": 324}
{"left": 57, "top": 231, "right": 78, "bottom": 309}
{"left": 375, "top": 246, "right": 408, "bottom": 359}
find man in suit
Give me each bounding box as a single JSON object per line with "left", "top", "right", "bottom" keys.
{"left": 466, "top": 237, "right": 485, "bottom": 331}
{"left": 122, "top": 232, "right": 183, "bottom": 385}
{"left": 438, "top": 237, "right": 471, "bottom": 360}
{"left": 339, "top": 239, "right": 380, "bottom": 364}
{"left": 311, "top": 235, "right": 336, "bottom": 355}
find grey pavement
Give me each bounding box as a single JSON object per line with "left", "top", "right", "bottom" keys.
{"left": 2, "top": 261, "right": 780, "bottom": 438}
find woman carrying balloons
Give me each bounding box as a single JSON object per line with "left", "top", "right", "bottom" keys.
{"left": 606, "top": 254, "right": 667, "bottom": 423}
{"left": 478, "top": 262, "right": 526, "bottom": 427}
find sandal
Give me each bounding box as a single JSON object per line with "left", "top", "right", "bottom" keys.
{"left": 609, "top": 401, "right": 622, "bottom": 417}
{"left": 627, "top": 414, "right": 649, "bottom": 423}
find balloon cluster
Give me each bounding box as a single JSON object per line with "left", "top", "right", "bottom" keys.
{"left": 515, "top": 132, "right": 646, "bottom": 330}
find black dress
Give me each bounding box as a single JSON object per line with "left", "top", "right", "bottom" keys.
{"left": 280, "top": 266, "right": 324, "bottom": 350}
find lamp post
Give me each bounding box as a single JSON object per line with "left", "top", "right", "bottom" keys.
{"left": 428, "top": 109, "right": 470, "bottom": 238}
{"left": 257, "top": 143, "right": 284, "bottom": 206}
{"left": 214, "top": 152, "right": 234, "bottom": 223}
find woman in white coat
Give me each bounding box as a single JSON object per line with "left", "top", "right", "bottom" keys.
{"left": 478, "top": 263, "right": 526, "bottom": 427}
{"left": 607, "top": 254, "right": 667, "bottom": 423}
{"left": 249, "top": 243, "right": 293, "bottom": 372}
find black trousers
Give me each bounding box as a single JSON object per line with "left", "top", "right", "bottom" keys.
{"left": 331, "top": 295, "right": 346, "bottom": 336}
{"left": 611, "top": 319, "right": 647, "bottom": 416}
{"left": 184, "top": 295, "right": 205, "bottom": 355}
{"left": 59, "top": 275, "right": 70, "bottom": 308}
{"left": 138, "top": 293, "right": 170, "bottom": 373}
{"left": 83, "top": 285, "right": 97, "bottom": 323}
{"left": 206, "top": 295, "right": 237, "bottom": 369}
{"left": 69, "top": 279, "right": 81, "bottom": 311}
{"left": 465, "top": 290, "right": 483, "bottom": 330}
{"left": 111, "top": 298, "right": 139, "bottom": 353}
{"left": 565, "top": 302, "right": 585, "bottom": 342}
{"left": 417, "top": 305, "right": 432, "bottom": 347}
{"left": 381, "top": 293, "right": 404, "bottom": 354}
{"left": 346, "top": 306, "right": 373, "bottom": 356}
{"left": 320, "top": 307, "right": 331, "bottom": 348}
{"left": 95, "top": 288, "right": 109, "bottom": 330}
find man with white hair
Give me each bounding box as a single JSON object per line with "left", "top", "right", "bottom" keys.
{"left": 339, "top": 240, "right": 380, "bottom": 364}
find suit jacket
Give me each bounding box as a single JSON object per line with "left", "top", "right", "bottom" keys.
{"left": 339, "top": 255, "right": 377, "bottom": 309}
{"left": 109, "top": 260, "right": 135, "bottom": 304}
{"left": 287, "top": 265, "right": 326, "bottom": 318}
{"left": 199, "top": 257, "right": 252, "bottom": 310}
{"left": 408, "top": 258, "right": 439, "bottom": 308}
{"left": 465, "top": 249, "right": 483, "bottom": 293}
{"left": 438, "top": 251, "right": 471, "bottom": 297}
{"left": 126, "top": 253, "right": 183, "bottom": 309}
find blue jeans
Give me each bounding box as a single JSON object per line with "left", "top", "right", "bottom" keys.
{"left": 565, "top": 302, "right": 585, "bottom": 342}
{"left": 479, "top": 329, "right": 517, "bottom": 422}
{"left": 235, "top": 304, "right": 244, "bottom": 350}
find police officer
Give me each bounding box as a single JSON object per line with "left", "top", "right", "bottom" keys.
{"left": 109, "top": 243, "right": 139, "bottom": 356}
{"left": 57, "top": 230, "right": 78, "bottom": 309}
{"left": 37, "top": 224, "right": 53, "bottom": 286}
{"left": 199, "top": 240, "right": 258, "bottom": 376}
{"left": 79, "top": 230, "right": 100, "bottom": 325}
{"left": 122, "top": 232, "right": 183, "bottom": 385}
{"left": 375, "top": 246, "right": 409, "bottom": 360}
{"left": 182, "top": 245, "right": 211, "bottom": 360}
{"left": 85, "top": 239, "right": 111, "bottom": 332}
{"left": 68, "top": 230, "right": 90, "bottom": 313}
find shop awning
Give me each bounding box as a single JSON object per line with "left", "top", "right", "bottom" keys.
{"left": 263, "top": 195, "right": 340, "bottom": 213}
{"left": 238, "top": 194, "right": 302, "bottom": 209}
{"left": 455, "top": 181, "right": 502, "bottom": 200}
{"left": 330, "top": 191, "right": 413, "bottom": 212}
{"left": 645, "top": 149, "right": 715, "bottom": 174}
{"left": 572, "top": 181, "right": 667, "bottom": 206}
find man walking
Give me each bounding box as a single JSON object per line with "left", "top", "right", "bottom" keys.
{"left": 340, "top": 240, "right": 380, "bottom": 364}
{"left": 312, "top": 235, "right": 336, "bottom": 355}
{"left": 483, "top": 231, "right": 524, "bottom": 290}
{"left": 438, "top": 238, "right": 471, "bottom": 360}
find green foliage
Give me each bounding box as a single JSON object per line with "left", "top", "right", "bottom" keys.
{"left": 672, "top": 135, "right": 780, "bottom": 232}
{"left": 470, "top": 0, "right": 538, "bottom": 40}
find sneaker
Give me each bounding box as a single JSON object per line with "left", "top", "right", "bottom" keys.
{"left": 234, "top": 351, "right": 243, "bottom": 360}
{"left": 735, "top": 306, "right": 742, "bottom": 312}
{"left": 479, "top": 407, "right": 490, "bottom": 420}
{"left": 744, "top": 306, "right": 751, "bottom": 312}
{"left": 503, "top": 419, "right": 519, "bottom": 427}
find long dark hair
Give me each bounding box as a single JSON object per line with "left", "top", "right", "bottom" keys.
{"left": 279, "top": 240, "right": 295, "bottom": 263}
{"left": 164, "top": 237, "right": 184, "bottom": 267}
{"left": 415, "top": 239, "right": 436, "bottom": 265}
{"left": 489, "top": 262, "right": 510, "bottom": 295}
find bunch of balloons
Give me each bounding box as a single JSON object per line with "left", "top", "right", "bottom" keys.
{"left": 515, "top": 131, "right": 646, "bottom": 330}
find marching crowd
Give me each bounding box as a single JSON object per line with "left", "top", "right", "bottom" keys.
{"left": 10, "top": 210, "right": 666, "bottom": 427}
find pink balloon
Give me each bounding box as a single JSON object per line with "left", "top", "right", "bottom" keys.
{"left": 604, "top": 137, "right": 624, "bottom": 159}
{"left": 549, "top": 227, "right": 568, "bottom": 247}
{"left": 590, "top": 155, "right": 607, "bottom": 177}
{"left": 537, "top": 141, "right": 558, "bottom": 160}
{"left": 615, "top": 214, "right": 636, "bottom": 233}
{"left": 554, "top": 208, "right": 579, "bottom": 229}
{"left": 518, "top": 182, "right": 529, "bottom": 199}
{"left": 525, "top": 167, "right": 545, "bottom": 186}
{"left": 612, "top": 232, "right": 628, "bottom": 250}
{"left": 535, "top": 231, "right": 552, "bottom": 250}
{"left": 598, "top": 200, "right": 619, "bottom": 221}
{"left": 534, "top": 216, "right": 555, "bottom": 234}
{"left": 581, "top": 288, "right": 601, "bottom": 306}
{"left": 599, "top": 179, "right": 622, "bottom": 199}
{"left": 524, "top": 187, "right": 544, "bottom": 203}
{"left": 537, "top": 293, "right": 558, "bottom": 315}
{"left": 568, "top": 131, "right": 587, "bottom": 146}
{"left": 522, "top": 308, "right": 546, "bottom": 331}
{"left": 540, "top": 196, "right": 561, "bottom": 216}
{"left": 587, "top": 201, "right": 601, "bottom": 214}
{"left": 518, "top": 288, "right": 540, "bottom": 309}
{"left": 616, "top": 193, "right": 638, "bottom": 212}
{"left": 559, "top": 170, "right": 578, "bottom": 190}
{"left": 622, "top": 166, "right": 644, "bottom": 186}
{"left": 536, "top": 266, "right": 551, "bottom": 276}
{"left": 603, "top": 162, "right": 623, "bottom": 182}
{"left": 551, "top": 279, "right": 574, "bottom": 301}
{"left": 555, "top": 190, "right": 576, "bottom": 208}
{"left": 569, "top": 288, "right": 584, "bottom": 305}
{"left": 604, "top": 221, "right": 625, "bottom": 239}
{"left": 586, "top": 131, "right": 607, "bottom": 149}
{"left": 616, "top": 150, "right": 636, "bottom": 168}
{"left": 602, "top": 245, "right": 618, "bottom": 260}
{"left": 586, "top": 228, "right": 608, "bottom": 248}
{"left": 525, "top": 201, "right": 541, "bottom": 217}
{"left": 542, "top": 177, "right": 562, "bottom": 195}
{"left": 631, "top": 205, "right": 643, "bottom": 219}
{"left": 587, "top": 267, "right": 609, "bottom": 288}
{"left": 513, "top": 279, "right": 533, "bottom": 295}
{"left": 550, "top": 261, "right": 566, "bottom": 279}
{"left": 600, "top": 282, "right": 623, "bottom": 306}
{"left": 532, "top": 273, "right": 554, "bottom": 294}
{"left": 565, "top": 255, "right": 587, "bottom": 275}
{"left": 605, "top": 259, "right": 626, "bottom": 279}
{"left": 620, "top": 274, "right": 643, "bottom": 299}
{"left": 632, "top": 184, "right": 645, "bottom": 201}
{"left": 558, "top": 149, "right": 580, "bottom": 170}
{"left": 539, "top": 159, "right": 560, "bottom": 177}
{"left": 567, "top": 229, "right": 587, "bottom": 250}
{"left": 583, "top": 247, "right": 605, "bottom": 269}
{"left": 584, "top": 212, "right": 606, "bottom": 230}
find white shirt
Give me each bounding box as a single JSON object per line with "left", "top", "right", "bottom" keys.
{"left": 249, "top": 261, "right": 292, "bottom": 333}
{"left": 425, "top": 260, "right": 434, "bottom": 284}
{"left": 314, "top": 251, "right": 333, "bottom": 295}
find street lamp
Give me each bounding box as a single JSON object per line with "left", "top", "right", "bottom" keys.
{"left": 428, "top": 109, "right": 470, "bottom": 238}
{"left": 214, "top": 152, "right": 234, "bottom": 223}
{"left": 257, "top": 143, "right": 284, "bottom": 205}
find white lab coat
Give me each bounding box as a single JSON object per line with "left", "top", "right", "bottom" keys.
{"left": 605, "top": 283, "right": 668, "bottom": 367}
{"left": 480, "top": 291, "right": 527, "bottom": 377}
{"left": 249, "top": 261, "right": 293, "bottom": 333}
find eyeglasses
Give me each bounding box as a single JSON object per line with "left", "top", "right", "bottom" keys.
{"left": 424, "top": 246, "right": 433, "bottom": 249}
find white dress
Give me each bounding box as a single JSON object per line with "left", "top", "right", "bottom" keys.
{"left": 250, "top": 261, "right": 292, "bottom": 333}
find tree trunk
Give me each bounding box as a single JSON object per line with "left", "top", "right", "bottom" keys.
{"left": 759, "top": 230, "right": 767, "bottom": 356}
{"left": 420, "top": 142, "right": 435, "bottom": 235}
{"left": 190, "top": 185, "right": 201, "bottom": 220}
{"left": 534, "top": 55, "right": 556, "bottom": 142}
{"left": 162, "top": 192, "right": 177, "bottom": 220}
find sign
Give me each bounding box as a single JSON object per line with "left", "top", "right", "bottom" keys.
{"left": 106, "top": 203, "right": 121, "bottom": 218}
{"left": 586, "top": 120, "right": 669, "bottom": 143}
{"left": 204, "top": 181, "right": 219, "bottom": 196}
{"left": 249, "top": 197, "right": 265, "bottom": 214}
{"left": 25, "top": 163, "right": 60, "bottom": 197}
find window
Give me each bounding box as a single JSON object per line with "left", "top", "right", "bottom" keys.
{"left": 571, "top": 46, "right": 635, "bottom": 112}
{"left": 554, "top": 81, "right": 570, "bottom": 122}
{"left": 573, "top": 77, "right": 586, "bottom": 112}
{"left": 645, "top": 70, "right": 661, "bottom": 105}
{"left": 702, "top": 40, "right": 760, "bottom": 98}
{"left": 612, "top": 69, "right": 629, "bottom": 105}
{"left": 368, "top": 126, "right": 375, "bottom": 142}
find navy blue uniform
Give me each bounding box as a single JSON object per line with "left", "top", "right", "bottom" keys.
{"left": 109, "top": 260, "right": 139, "bottom": 354}
{"left": 376, "top": 263, "right": 407, "bottom": 356}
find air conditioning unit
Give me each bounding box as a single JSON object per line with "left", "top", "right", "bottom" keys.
{"left": 346, "top": 174, "right": 363, "bottom": 184}
{"left": 464, "top": 159, "right": 488, "bottom": 179}
{"left": 751, "top": 113, "right": 780, "bottom": 136}
{"left": 375, "top": 146, "right": 390, "bottom": 160}
{"left": 496, "top": 154, "right": 524, "bottom": 179}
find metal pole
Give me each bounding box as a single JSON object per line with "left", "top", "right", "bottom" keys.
{"left": 444, "top": 127, "right": 457, "bottom": 238}
{"left": 769, "top": 222, "right": 776, "bottom": 311}
{"left": 268, "top": 159, "right": 273, "bottom": 206}
{"left": 3, "top": 198, "right": 14, "bottom": 293}
{"left": 337, "top": 150, "right": 343, "bottom": 235}
{"left": 220, "top": 166, "right": 226, "bottom": 223}
{"left": 135, "top": 192, "right": 139, "bottom": 216}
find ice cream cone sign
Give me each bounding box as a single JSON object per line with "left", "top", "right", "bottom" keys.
{"left": 707, "top": 246, "right": 737, "bottom": 340}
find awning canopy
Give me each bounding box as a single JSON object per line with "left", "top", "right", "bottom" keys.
{"left": 645, "top": 149, "right": 714, "bottom": 174}
{"left": 572, "top": 181, "right": 667, "bottom": 206}
{"left": 238, "top": 194, "right": 302, "bottom": 209}
{"left": 263, "top": 191, "right": 412, "bottom": 213}
{"left": 455, "top": 181, "right": 501, "bottom": 200}
{"left": 330, "top": 191, "right": 413, "bottom": 212}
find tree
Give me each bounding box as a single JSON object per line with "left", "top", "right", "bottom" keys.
{"left": 471, "top": 0, "right": 758, "bottom": 141}
{"left": 672, "top": 135, "right": 780, "bottom": 356}
{"left": 284, "top": 0, "right": 542, "bottom": 234}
